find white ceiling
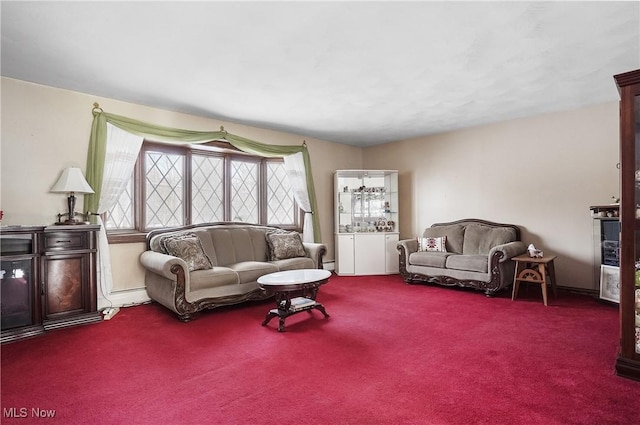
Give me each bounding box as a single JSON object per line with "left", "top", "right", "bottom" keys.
{"left": 2, "top": 1, "right": 639, "bottom": 147}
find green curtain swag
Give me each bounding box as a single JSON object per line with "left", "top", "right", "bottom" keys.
{"left": 85, "top": 110, "right": 321, "bottom": 242}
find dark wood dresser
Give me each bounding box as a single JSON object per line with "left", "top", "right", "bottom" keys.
{"left": 1, "top": 224, "right": 101, "bottom": 343}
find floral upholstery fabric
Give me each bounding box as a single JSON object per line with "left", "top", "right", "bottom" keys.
{"left": 418, "top": 236, "right": 447, "bottom": 252}
{"left": 163, "top": 234, "right": 213, "bottom": 271}
{"left": 265, "top": 231, "right": 307, "bottom": 260}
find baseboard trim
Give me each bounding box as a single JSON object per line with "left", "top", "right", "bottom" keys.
{"left": 98, "top": 288, "right": 151, "bottom": 310}
{"left": 43, "top": 312, "right": 102, "bottom": 330}
{"left": 556, "top": 285, "right": 598, "bottom": 297}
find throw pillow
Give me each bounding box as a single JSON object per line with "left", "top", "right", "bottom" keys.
{"left": 163, "top": 235, "right": 213, "bottom": 271}
{"left": 418, "top": 236, "right": 447, "bottom": 252}
{"left": 158, "top": 231, "right": 193, "bottom": 255}
{"left": 265, "top": 231, "right": 307, "bottom": 260}
{"left": 264, "top": 229, "right": 288, "bottom": 260}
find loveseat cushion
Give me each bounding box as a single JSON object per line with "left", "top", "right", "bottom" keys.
{"left": 409, "top": 252, "right": 451, "bottom": 268}
{"left": 423, "top": 224, "right": 465, "bottom": 254}
{"left": 189, "top": 267, "right": 239, "bottom": 291}
{"left": 462, "top": 224, "right": 516, "bottom": 255}
{"left": 445, "top": 254, "right": 488, "bottom": 273}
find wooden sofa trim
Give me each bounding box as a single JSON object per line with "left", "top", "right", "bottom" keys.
{"left": 398, "top": 248, "right": 505, "bottom": 295}
{"left": 169, "top": 263, "right": 272, "bottom": 322}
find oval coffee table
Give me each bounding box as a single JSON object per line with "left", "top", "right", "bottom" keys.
{"left": 257, "top": 269, "right": 331, "bottom": 332}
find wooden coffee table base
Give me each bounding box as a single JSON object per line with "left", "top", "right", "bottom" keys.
{"left": 257, "top": 269, "right": 332, "bottom": 332}
{"left": 262, "top": 301, "right": 330, "bottom": 332}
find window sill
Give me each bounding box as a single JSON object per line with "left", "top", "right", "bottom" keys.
{"left": 106, "top": 231, "right": 147, "bottom": 244}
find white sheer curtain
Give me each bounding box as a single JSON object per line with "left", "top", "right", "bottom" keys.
{"left": 283, "top": 152, "right": 314, "bottom": 242}
{"left": 95, "top": 123, "right": 144, "bottom": 308}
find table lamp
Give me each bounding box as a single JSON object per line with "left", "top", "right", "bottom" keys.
{"left": 50, "top": 167, "right": 95, "bottom": 225}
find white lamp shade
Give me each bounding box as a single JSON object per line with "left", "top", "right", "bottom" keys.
{"left": 50, "top": 167, "right": 95, "bottom": 194}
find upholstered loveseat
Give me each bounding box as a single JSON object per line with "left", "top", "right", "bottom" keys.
{"left": 139, "top": 222, "right": 327, "bottom": 321}
{"left": 396, "top": 219, "right": 527, "bottom": 295}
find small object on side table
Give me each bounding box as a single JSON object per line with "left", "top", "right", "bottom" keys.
{"left": 527, "top": 243, "right": 543, "bottom": 258}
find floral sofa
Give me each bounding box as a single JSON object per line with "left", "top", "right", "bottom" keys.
{"left": 396, "top": 219, "right": 527, "bottom": 295}
{"left": 139, "top": 222, "right": 326, "bottom": 321}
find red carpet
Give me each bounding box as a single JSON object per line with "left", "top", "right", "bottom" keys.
{"left": 1, "top": 274, "right": 639, "bottom": 424}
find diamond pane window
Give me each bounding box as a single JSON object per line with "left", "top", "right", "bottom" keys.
{"left": 267, "top": 162, "right": 295, "bottom": 225}
{"left": 105, "top": 141, "right": 300, "bottom": 239}
{"left": 145, "top": 151, "right": 184, "bottom": 229}
{"left": 230, "top": 160, "right": 258, "bottom": 223}
{"left": 106, "top": 175, "right": 134, "bottom": 230}
{"left": 192, "top": 155, "right": 224, "bottom": 224}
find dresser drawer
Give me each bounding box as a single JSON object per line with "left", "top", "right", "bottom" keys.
{"left": 43, "top": 232, "right": 88, "bottom": 251}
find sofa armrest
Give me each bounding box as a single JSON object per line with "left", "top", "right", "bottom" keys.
{"left": 489, "top": 241, "right": 527, "bottom": 262}
{"left": 303, "top": 242, "right": 328, "bottom": 269}
{"left": 140, "top": 250, "right": 189, "bottom": 281}
{"left": 396, "top": 239, "right": 418, "bottom": 281}
{"left": 397, "top": 238, "right": 418, "bottom": 256}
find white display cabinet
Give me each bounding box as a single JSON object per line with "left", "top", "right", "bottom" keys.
{"left": 334, "top": 170, "right": 399, "bottom": 275}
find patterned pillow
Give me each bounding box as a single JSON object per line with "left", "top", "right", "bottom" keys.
{"left": 265, "top": 231, "right": 307, "bottom": 260}
{"left": 418, "top": 236, "right": 447, "bottom": 252}
{"left": 158, "top": 231, "right": 193, "bottom": 254}
{"left": 163, "top": 235, "right": 213, "bottom": 271}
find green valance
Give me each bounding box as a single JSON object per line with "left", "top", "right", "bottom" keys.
{"left": 85, "top": 110, "right": 321, "bottom": 242}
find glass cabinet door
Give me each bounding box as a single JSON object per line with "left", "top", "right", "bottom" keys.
{"left": 615, "top": 68, "right": 640, "bottom": 381}
{"left": 1, "top": 259, "right": 34, "bottom": 330}
{"left": 335, "top": 171, "right": 398, "bottom": 234}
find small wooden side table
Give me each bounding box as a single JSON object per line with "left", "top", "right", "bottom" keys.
{"left": 511, "top": 254, "right": 558, "bottom": 306}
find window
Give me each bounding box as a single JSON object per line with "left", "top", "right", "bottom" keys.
{"left": 105, "top": 141, "right": 299, "bottom": 241}
{"left": 230, "top": 159, "right": 259, "bottom": 223}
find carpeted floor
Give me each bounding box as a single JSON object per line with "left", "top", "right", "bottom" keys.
{"left": 1, "top": 274, "right": 639, "bottom": 424}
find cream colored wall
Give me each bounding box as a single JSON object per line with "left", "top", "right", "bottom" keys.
{"left": 1, "top": 77, "right": 362, "bottom": 292}
{"left": 363, "top": 102, "right": 620, "bottom": 290}
{"left": 2, "top": 76, "right": 619, "bottom": 292}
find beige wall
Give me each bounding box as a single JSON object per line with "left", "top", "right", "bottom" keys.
{"left": 2, "top": 76, "right": 619, "bottom": 293}
{"left": 363, "top": 102, "right": 620, "bottom": 290}
{"left": 1, "top": 77, "right": 362, "bottom": 291}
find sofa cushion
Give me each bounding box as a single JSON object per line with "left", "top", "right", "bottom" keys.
{"left": 191, "top": 229, "right": 217, "bottom": 266}
{"left": 462, "top": 224, "right": 516, "bottom": 255}
{"left": 418, "top": 236, "right": 447, "bottom": 252}
{"left": 265, "top": 231, "right": 307, "bottom": 260}
{"left": 409, "top": 251, "right": 451, "bottom": 268}
{"left": 189, "top": 267, "right": 239, "bottom": 291}
{"left": 424, "top": 224, "right": 465, "bottom": 254}
{"left": 227, "top": 261, "right": 279, "bottom": 284}
{"left": 208, "top": 227, "right": 267, "bottom": 266}
{"left": 445, "top": 254, "right": 488, "bottom": 273}
{"left": 163, "top": 235, "right": 213, "bottom": 272}
{"left": 270, "top": 257, "right": 315, "bottom": 271}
